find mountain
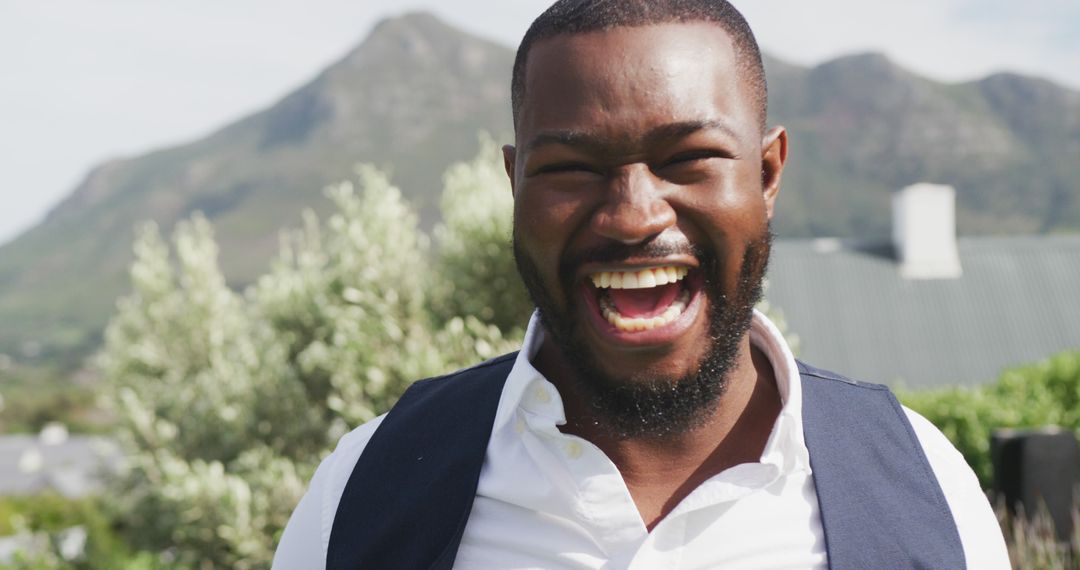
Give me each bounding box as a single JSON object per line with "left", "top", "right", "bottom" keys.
{"left": 766, "top": 53, "right": 1080, "bottom": 237}
{"left": 0, "top": 12, "right": 514, "bottom": 367}
{"left": 1, "top": 12, "right": 1079, "bottom": 371}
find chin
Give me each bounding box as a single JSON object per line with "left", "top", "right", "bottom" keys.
{"left": 514, "top": 228, "right": 773, "bottom": 438}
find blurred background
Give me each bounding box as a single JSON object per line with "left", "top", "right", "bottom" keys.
{"left": 0, "top": 1, "right": 1078, "bottom": 567}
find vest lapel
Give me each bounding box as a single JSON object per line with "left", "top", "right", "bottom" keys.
{"left": 800, "top": 360, "right": 966, "bottom": 569}
{"left": 326, "top": 353, "right": 515, "bottom": 570}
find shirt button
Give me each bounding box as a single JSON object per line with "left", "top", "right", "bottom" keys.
{"left": 565, "top": 441, "right": 583, "bottom": 459}
{"left": 514, "top": 418, "right": 526, "bottom": 434}
{"left": 533, "top": 386, "right": 552, "bottom": 404}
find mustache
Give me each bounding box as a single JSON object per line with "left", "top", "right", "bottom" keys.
{"left": 559, "top": 239, "right": 708, "bottom": 284}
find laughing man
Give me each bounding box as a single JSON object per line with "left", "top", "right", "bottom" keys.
{"left": 274, "top": 1, "right": 1009, "bottom": 568}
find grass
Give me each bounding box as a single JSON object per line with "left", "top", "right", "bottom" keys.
{"left": 1000, "top": 496, "right": 1080, "bottom": 569}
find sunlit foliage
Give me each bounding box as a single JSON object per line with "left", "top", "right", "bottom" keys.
{"left": 98, "top": 145, "right": 520, "bottom": 569}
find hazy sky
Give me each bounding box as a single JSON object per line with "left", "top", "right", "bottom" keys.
{"left": 1, "top": 0, "right": 1078, "bottom": 246}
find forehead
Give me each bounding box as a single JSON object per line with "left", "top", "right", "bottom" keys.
{"left": 518, "top": 22, "right": 756, "bottom": 143}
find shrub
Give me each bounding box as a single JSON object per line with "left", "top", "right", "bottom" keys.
{"left": 428, "top": 134, "right": 531, "bottom": 334}
{"left": 0, "top": 494, "right": 167, "bottom": 570}
{"left": 99, "top": 143, "right": 523, "bottom": 569}
{"left": 900, "top": 350, "right": 1080, "bottom": 487}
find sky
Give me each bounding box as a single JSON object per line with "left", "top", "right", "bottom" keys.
{"left": 1, "top": 0, "right": 1078, "bottom": 247}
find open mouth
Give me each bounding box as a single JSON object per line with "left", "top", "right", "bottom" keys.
{"left": 584, "top": 265, "right": 701, "bottom": 333}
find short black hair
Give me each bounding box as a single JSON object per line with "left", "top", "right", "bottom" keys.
{"left": 512, "top": 0, "right": 767, "bottom": 132}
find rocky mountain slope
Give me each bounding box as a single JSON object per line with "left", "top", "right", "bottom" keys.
{"left": 1, "top": 12, "right": 1077, "bottom": 369}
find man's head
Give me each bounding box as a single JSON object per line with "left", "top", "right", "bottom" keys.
{"left": 511, "top": 0, "right": 768, "bottom": 133}
{"left": 506, "top": 0, "right": 787, "bottom": 438}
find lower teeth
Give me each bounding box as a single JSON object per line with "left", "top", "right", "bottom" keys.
{"left": 599, "top": 290, "right": 690, "bottom": 332}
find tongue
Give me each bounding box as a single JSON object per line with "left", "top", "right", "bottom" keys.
{"left": 607, "top": 282, "right": 682, "bottom": 318}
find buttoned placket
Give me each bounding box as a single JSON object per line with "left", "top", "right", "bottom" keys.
{"left": 518, "top": 377, "right": 650, "bottom": 563}
{"left": 515, "top": 372, "right": 803, "bottom": 568}
{"left": 485, "top": 310, "right": 816, "bottom": 568}
{"left": 440, "top": 311, "right": 842, "bottom": 569}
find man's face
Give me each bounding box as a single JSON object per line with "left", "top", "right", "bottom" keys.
{"left": 507, "top": 23, "right": 786, "bottom": 436}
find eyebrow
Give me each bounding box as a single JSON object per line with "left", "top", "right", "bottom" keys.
{"left": 525, "top": 119, "right": 739, "bottom": 153}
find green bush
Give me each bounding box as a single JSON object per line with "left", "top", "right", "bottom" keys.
{"left": 428, "top": 134, "right": 531, "bottom": 334}
{"left": 0, "top": 494, "right": 169, "bottom": 570}
{"left": 900, "top": 350, "right": 1080, "bottom": 487}
{"left": 0, "top": 365, "right": 108, "bottom": 435}
{"left": 0, "top": 494, "right": 91, "bottom": 536}
{"left": 99, "top": 142, "right": 525, "bottom": 569}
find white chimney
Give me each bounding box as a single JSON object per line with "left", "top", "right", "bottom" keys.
{"left": 892, "top": 183, "right": 962, "bottom": 279}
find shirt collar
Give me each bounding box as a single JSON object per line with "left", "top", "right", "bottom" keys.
{"left": 750, "top": 309, "right": 812, "bottom": 474}
{"left": 491, "top": 312, "right": 558, "bottom": 432}
{"left": 494, "top": 309, "right": 811, "bottom": 474}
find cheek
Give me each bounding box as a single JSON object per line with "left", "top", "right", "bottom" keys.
{"left": 678, "top": 175, "right": 769, "bottom": 286}
{"left": 514, "top": 185, "right": 591, "bottom": 272}
{"left": 681, "top": 174, "right": 767, "bottom": 237}
{"left": 714, "top": 162, "right": 768, "bottom": 217}
{"left": 714, "top": 190, "right": 768, "bottom": 230}
{"left": 514, "top": 191, "right": 593, "bottom": 314}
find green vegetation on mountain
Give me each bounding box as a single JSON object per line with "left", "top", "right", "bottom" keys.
{"left": 0, "top": 11, "right": 1078, "bottom": 374}
{"left": 0, "top": 13, "right": 513, "bottom": 371}
{"left": 768, "top": 53, "right": 1080, "bottom": 239}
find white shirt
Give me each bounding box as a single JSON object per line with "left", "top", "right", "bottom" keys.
{"left": 273, "top": 310, "right": 1009, "bottom": 569}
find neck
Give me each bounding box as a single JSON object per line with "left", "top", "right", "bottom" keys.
{"left": 534, "top": 335, "right": 781, "bottom": 529}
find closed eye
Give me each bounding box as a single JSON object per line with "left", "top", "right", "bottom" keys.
{"left": 530, "top": 162, "right": 599, "bottom": 176}
{"left": 660, "top": 150, "right": 732, "bottom": 168}
{"left": 652, "top": 149, "right": 734, "bottom": 184}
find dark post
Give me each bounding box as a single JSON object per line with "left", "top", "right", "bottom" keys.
{"left": 991, "top": 427, "right": 1079, "bottom": 541}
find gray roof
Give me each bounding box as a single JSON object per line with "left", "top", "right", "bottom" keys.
{"left": 0, "top": 434, "right": 122, "bottom": 497}
{"left": 765, "top": 235, "right": 1080, "bottom": 389}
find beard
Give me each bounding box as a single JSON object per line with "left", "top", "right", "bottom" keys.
{"left": 513, "top": 228, "right": 773, "bottom": 440}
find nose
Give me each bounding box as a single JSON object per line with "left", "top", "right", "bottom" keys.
{"left": 590, "top": 164, "right": 677, "bottom": 244}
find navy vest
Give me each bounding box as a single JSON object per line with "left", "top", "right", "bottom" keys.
{"left": 327, "top": 353, "right": 965, "bottom": 569}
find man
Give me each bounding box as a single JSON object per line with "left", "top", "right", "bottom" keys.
{"left": 274, "top": 1, "right": 1009, "bottom": 568}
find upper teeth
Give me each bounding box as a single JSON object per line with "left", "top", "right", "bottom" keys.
{"left": 590, "top": 266, "right": 689, "bottom": 289}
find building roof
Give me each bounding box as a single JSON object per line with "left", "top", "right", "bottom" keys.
{"left": 0, "top": 430, "right": 122, "bottom": 497}
{"left": 765, "top": 234, "right": 1080, "bottom": 389}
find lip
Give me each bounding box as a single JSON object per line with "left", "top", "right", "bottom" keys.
{"left": 575, "top": 255, "right": 700, "bottom": 284}
{"left": 577, "top": 269, "right": 705, "bottom": 349}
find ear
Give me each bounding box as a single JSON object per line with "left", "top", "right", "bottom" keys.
{"left": 502, "top": 144, "right": 518, "bottom": 197}
{"left": 760, "top": 126, "right": 788, "bottom": 221}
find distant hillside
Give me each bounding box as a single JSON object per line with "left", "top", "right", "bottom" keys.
{"left": 0, "top": 12, "right": 515, "bottom": 367}
{"left": 767, "top": 53, "right": 1080, "bottom": 238}
{"left": 1, "top": 11, "right": 1078, "bottom": 370}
